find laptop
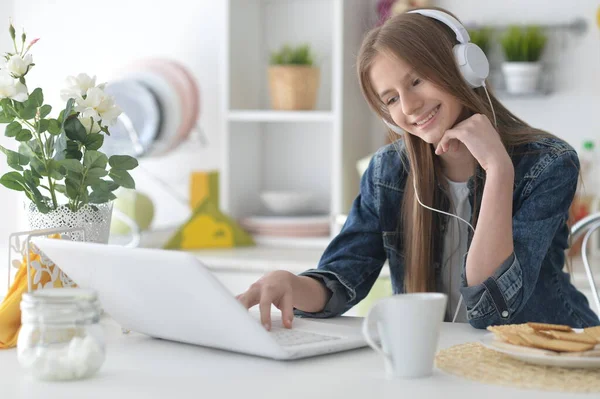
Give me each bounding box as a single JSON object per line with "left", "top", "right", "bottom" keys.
{"left": 32, "top": 238, "right": 367, "bottom": 360}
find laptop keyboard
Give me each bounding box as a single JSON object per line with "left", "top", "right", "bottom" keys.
{"left": 269, "top": 327, "right": 342, "bottom": 347}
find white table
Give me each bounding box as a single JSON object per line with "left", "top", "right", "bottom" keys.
{"left": 0, "top": 318, "right": 595, "bottom": 399}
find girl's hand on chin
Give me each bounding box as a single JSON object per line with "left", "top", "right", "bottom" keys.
{"left": 435, "top": 113, "right": 512, "bottom": 173}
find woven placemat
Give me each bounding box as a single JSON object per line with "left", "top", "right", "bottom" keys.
{"left": 435, "top": 342, "right": 600, "bottom": 393}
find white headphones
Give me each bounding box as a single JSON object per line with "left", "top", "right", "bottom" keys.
{"left": 383, "top": 9, "right": 490, "bottom": 134}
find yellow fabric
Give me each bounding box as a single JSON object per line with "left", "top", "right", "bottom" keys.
{"left": 0, "top": 238, "right": 64, "bottom": 349}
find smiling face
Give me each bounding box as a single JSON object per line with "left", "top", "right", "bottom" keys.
{"left": 369, "top": 52, "right": 465, "bottom": 146}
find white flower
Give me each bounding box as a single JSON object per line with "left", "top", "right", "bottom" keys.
{"left": 0, "top": 70, "right": 28, "bottom": 101}
{"left": 74, "top": 87, "right": 121, "bottom": 126}
{"left": 60, "top": 73, "right": 97, "bottom": 101}
{"left": 78, "top": 115, "right": 101, "bottom": 134}
{"left": 5, "top": 54, "right": 33, "bottom": 78}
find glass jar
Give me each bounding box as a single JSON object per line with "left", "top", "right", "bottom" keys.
{"left": 17, "top": 288, "right": 106, "bottom": 381}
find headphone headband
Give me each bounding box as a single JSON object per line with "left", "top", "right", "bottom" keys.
{"left": 407, "top": 9, "right": 470, "bottom": 44}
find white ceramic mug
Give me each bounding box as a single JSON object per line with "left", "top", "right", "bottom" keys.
{"left": 362, "top": 293, "right": 447, "bottom": 378}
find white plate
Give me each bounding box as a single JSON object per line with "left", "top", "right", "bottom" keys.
{"left": 104, "top": 79, "right": 161, "bottom": 157}
{"left": 123, "top": 70, "right": 183, "bottom": 157}
{"left": 240, "top": 215, "right": 330, "bottom": 228}
{"left": 480, "top": 332, "right": 600, "bottom": 369}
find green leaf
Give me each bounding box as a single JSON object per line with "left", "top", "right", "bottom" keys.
{"left": 37, "top": 119, "right": 49, "bottom": 133}
{"left": 54, "top": 184, "right": 66, "bottom": 194}
{"left": 93, "top": 179, "right": 120, "bottom": 192}
{"left": 89, "top": 190, "right": 116, "bottom": 204}
{"left": 23, "top": 169, "right": 40, "bottom": 188}
{"left": 19, "top": 141, "right": 39, "bottom": 161}
{"left": 30, "top": 166, "right": 42, "bottom": 179}
{"left": 29, "top": 88, "right": 43, "bottom": 107}
{"left": 65, "top": 177, "right": 80, "bottom": 200}
{"left": 47, "top": 119, "right": 61, "bottom": 135}
{"left": 59, "top": 98, "right": 75, "bottom": 127}
{"left": 19, "top": 105, "right": 37, "bottom": 120}
{"left": 108, "top": 155, "right": 138, "bottom": 171}
{"left": 39, "top": 104, "right": 52, "bottom": 118}
{"left": 64, "top": 117, "right": 87, "bottom": 142}
{"left": 59, "top": 159, "right": 84, "bottom": 173}
{"left": 83, "top": 150, "right": 108, "bottom": 169}
{"left": 65, "top": 149, "right": 83, "bottom": 161}
{"left": 0, "top": 113, "right": 14, "bottom": 123}
{"left": 86, "top": 167, "right": 108, "bottom": 179}
{"left": 47, "top": 160, "right": 65, "bottom": 180}
{"left": 52, "top": 133, "right": 67, "bottom": 160}
{"left": 5, "top": 121, "right": 21, "bottom": 137}
{"left": 34, "top": 201, "right": 51, "bottom": 214}
{"left": 0, "top": 103, "right": 15, "bottom": 123}
{"left": 0, "top": 144, "right": 29, "bottom": 171}
{"left": 84, "top": 133, "right": 104, "bottom": 151}
{"left": 30, "top": 158, "right": 47, "bottom": 176}
{"left": 91, "top": 179, "right": 110, "bottom": 192}
{"left": 45, "top": 134, "right": 55, "bottom": 158}
{"left": 16, "top": 129, "right": 33, "bottom": 142}
{"left": 0, "top": 171, "right": 27, "bottom": 191}
{"left": 109, "top": 169, "right": 135, "bottom": 189}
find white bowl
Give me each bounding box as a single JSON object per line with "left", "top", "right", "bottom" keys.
{"left": 260, "top": 191, "right": 317, "bottom": 215}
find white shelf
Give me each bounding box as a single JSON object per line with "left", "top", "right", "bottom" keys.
{"left": 252, "top": 235, "right": 331, "bottom": 250}
{"left": 228, "top": 110, "right": 334, "bottom": 122}
{"left": 221, "top": 0, "right": 377, "bottom": 249}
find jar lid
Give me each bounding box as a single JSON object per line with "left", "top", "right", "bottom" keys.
{"left": 21, "top": 288, "right": 101, "bottom": 324}
{"left": 22, "top": 288, "right": 98, "bottom": 305}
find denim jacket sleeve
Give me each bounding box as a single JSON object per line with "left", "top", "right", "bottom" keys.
{"left": 294, "top": 153, "right": 387, "bottom": 318}
{"left": 460, "top": 149, "right": 579, "bottom": 328}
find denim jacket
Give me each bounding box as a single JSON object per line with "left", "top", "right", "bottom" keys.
{"left": 295, "top": 137, "right": 599, "bottom": 329}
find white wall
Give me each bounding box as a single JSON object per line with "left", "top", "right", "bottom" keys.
{"left": 0, "top": 0, "right": 599, "bottom": 242}
{"left": 7, "top": 0, "right": 225, "bottom": 233}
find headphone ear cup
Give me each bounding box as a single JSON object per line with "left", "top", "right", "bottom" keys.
{"left": 382, "top": 118, "right": 404, "bottom": 135}
{"left": 453, "top": 43, "right": 489, "bottom": 88}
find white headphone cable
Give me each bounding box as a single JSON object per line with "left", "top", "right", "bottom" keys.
{"left": 482, "top": 82, "right": 497, "bottom": 127}
{"left": 392, "top": 88, "right": 497, "bottom": 323}
{"left": 413, "top": 178, "right": 472, "bottom": 323}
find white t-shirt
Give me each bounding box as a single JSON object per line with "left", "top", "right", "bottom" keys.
{"left": 441, "top": 178, "right": 471, "bottom": 323}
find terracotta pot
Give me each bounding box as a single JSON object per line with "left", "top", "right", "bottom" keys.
{"left": 268, "top": 65, "right": 320, "bottom": 110}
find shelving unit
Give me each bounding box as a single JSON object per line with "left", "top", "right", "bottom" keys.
{"left": 466, "top": 17, "right": 587, "bottom": 98}
{"left": 220, "top": 0, "right": 376, "bottom": 249}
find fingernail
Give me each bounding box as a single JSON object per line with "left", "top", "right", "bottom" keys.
{"left": 263, "top": 323, "right": 270, "bottom": 331}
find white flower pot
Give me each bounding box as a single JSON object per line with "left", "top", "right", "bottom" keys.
{"left": 26, "top": 202, "right": 114, "bottom": 244}
{"left": 501, "top": 62, "right": 542, "bottom": 95}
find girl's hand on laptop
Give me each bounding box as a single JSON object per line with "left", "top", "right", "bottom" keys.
{"left": 236, "top": 270, "right": 296, "bottom": 331}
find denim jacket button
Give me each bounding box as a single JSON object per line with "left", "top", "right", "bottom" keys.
{"left": 501, "top": 310, "right": 509, "bottom": 318}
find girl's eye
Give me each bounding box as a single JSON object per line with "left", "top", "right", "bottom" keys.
{"left": 386, "top": 96, "right": 398, "bottom": 106}
{"left": 412, "top": 78, "right": 421, "bottom": 87}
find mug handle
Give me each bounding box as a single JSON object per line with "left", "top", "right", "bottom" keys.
{"left": 362, "top": 302, "right": 391, "bottom": 363}
{"left": 112, "top": 208, "right": 141, "bottom": 248}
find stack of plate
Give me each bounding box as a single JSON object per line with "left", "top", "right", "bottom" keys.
{"left": 239, "top": 215, "right": 330, "bottom": 238}
{"left": 103, "top": 58, "right": 201, "bottom": 158}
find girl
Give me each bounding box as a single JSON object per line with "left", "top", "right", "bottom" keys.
{"left": 236, "top": 7, "right": 600, "bottom": 330}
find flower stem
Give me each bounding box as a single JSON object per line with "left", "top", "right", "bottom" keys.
{"left": 7, "top": 102, "right": 58, "bottom": 209}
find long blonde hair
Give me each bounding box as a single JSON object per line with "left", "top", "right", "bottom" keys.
{"left": 357, "top": 8, "right": 555, "bottom": 293}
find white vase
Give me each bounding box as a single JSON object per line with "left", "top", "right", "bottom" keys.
{"left": 501, "top": 62, "right": 542, "bottom": 95}
{"left": 26, "top": 201, "right": 114, "bottom": 244}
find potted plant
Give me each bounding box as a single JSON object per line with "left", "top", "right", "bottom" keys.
{"left": 0, "top": 22, "right": 138, "bottom": 244}
{"left": 500, "top": 25, "right": 547, "bottom": 95}
{"left": 467, "top": 27, "right": 493, "bottom": 57}
{"left": 268, "top": 43, "right": 319, "bottom": 110}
